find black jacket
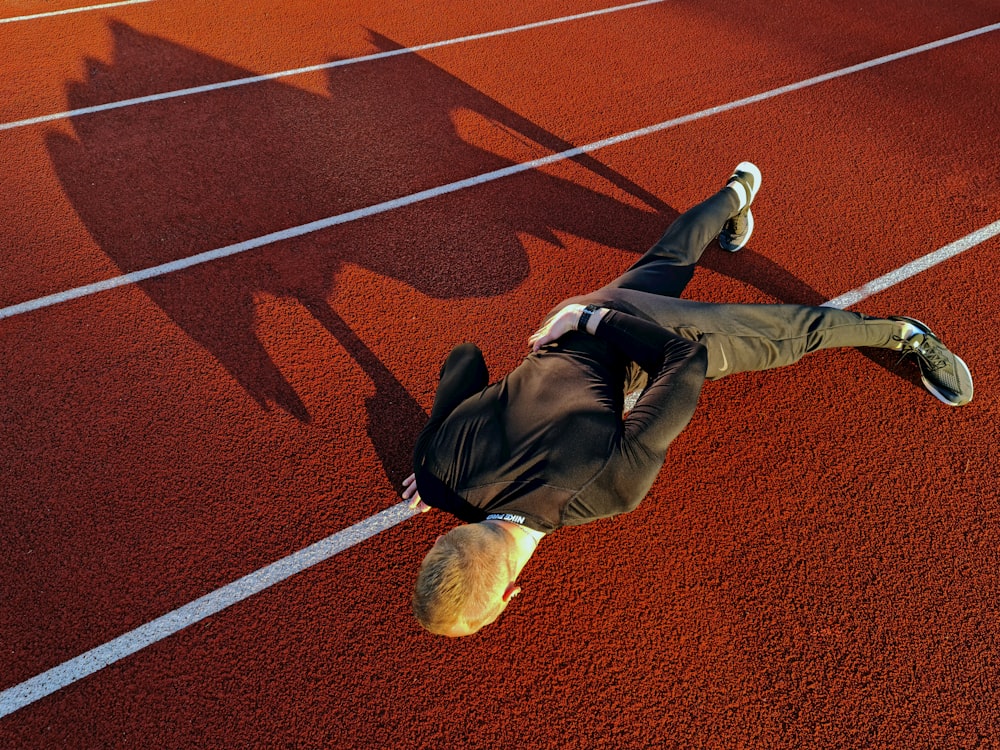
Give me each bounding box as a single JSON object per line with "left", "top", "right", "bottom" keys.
{"left": 412, "top": 309, "right": 707, "bottom": 532}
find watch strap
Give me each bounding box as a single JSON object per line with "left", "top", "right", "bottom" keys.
{"left": 577, "top": 304, "right": 600, "bottom": 332}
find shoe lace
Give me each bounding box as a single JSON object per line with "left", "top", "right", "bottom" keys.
{"left": 724, "top": 209, "right": 748, "bottom": 234}
{"left": 894, "top": 333, "right": 948, "bottom": 372}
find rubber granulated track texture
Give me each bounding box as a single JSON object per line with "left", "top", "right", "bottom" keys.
{"left": 1, "top": 0, "right": 998, "bottom": 748}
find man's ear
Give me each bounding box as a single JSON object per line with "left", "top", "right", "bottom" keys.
{"left": 502, "top": 583, "right": 521, "bottom": 602}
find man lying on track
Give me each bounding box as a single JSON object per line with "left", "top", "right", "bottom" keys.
{"left": 402, "top": 162, "right": 974, "bottom": 637}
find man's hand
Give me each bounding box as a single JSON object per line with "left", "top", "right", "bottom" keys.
{"left": 402, "top": 473, "right": 431, "bottom": 513}
{"left": 529, "top": 304, "right": 607, "bottom": 351}
{"left": 529, "top": 304, "right": 585, "bottom": 351}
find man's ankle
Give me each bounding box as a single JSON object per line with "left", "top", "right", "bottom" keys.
{"left": 727, "top": 181, "right": 748, "bottom": 210}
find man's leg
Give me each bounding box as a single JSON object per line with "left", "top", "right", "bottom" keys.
{"left": 598, "top": 162, "right": 761, "bottom": 298}
{"left": 616, "top": 294, "right": 902, "bottom": 378}
{"left": 569, "top": 160, "right": 971, "bottom": 405}
{"left": 601, "top": 189, "right": 734, "bottom": 298}
{"left": 608, "top": 292, "right": 973, "bottom": 406}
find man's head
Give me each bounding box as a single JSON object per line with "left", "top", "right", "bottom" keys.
{"left": 412, "top": 523, "right": 524, "bottom": 637}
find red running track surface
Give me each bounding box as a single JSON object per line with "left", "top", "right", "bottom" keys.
{"left": 1, "top": 0, "right": 998, "bottom": 747}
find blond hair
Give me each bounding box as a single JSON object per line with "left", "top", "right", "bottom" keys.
{"left": 412, "top": 523, "right": 511, "bottom": 635}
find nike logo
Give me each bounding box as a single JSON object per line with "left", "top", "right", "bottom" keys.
{"left": 718, "top": 345, "right": 729, "bottom": 373}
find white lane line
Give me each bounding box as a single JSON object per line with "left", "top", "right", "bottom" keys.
{"left": 0, "top": 0, "right": 666, "bottom": 131}
{"left": 0, "top": 218, "right": 996, "bottom": 719}
{"left": 2, "top": 22, "right": 999, "bottom": 321}
{"left": 0, "top": 502, "right": 419, "bottom": 719}
{"left": 0, "top": 0, "right": 153, "bottom": 24}
{"left": 823, "top": 218, "right": 1000, "bottom": 309}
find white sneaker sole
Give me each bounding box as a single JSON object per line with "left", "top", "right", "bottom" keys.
{"left": 733, "top": 161, "right": 762, "bottom": 202}
{"left": 920, "top": 353, "right": 974, "bottom": 406}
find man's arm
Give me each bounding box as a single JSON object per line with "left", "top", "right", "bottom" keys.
{"left": 530, "top": 303, "right": 705, "bottom": 396}
{"left": 406, "top": 343, "right": 491, "bottom": 514}
{"left": 568, "top": 306, "right": 707, "bottom": 454}
{"left": 604, "top": 312, "right": 706, "bottom": 451}
{"left": 532, "top": 304, "right": 708, "bottom": 523}
{"left": 428, "top": 342, "right": 490, "bottom": 421}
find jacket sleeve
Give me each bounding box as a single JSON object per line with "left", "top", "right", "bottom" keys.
{"left": 559, "top": 310, "right": 707, "bottom": 522}
{"left": 411, "top": 343, "right": 492, "bottom": 522}
{"left": 413, "top": 342, "right": 489, "bottom": 472}
{"left": 594, "top": 309, "right": 707, "bottom": 455}
{"left": 427, "top": 342, "right": 490, "bottom": 421}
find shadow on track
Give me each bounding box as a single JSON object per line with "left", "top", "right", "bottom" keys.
{"left": 48, "top": 23, "right": 877, "bottom": 485}
{"left": 45, "top": 24, "right": 671, "bottom": 483}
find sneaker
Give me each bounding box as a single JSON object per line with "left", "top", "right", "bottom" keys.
{"left": 890, "top": 316, "right": 974, "bottom": 406}
{"left": 719, "top": 161, "right": 762, "bottom": 252}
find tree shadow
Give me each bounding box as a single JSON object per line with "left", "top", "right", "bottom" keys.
{"left": 46, "top": 23, "right": 912, "bottom": 486}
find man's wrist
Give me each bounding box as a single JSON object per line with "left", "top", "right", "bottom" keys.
{"left": 587, "top": 307, "right": 609, "bottom": 335}
{"left": 577, "top": 304, "right": 599, "bottom": 333}
{"left": 577, "top": 305, "right": 608, "bottom": 335}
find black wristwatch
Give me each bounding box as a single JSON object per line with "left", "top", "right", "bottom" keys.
{"left": 577, "top": 304, "right": 600, "bottom": 332}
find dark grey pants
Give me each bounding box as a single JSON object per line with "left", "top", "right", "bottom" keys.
{"left": 562, "top": 187, "right": 900, "bottom": 379}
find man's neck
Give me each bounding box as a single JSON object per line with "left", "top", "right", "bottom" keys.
{"left": 484, "top": 519, "right": 542, "bottom": 575}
